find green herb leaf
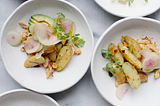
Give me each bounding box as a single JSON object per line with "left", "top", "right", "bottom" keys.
{"left": 57, "top": 20, "right": 61, "bottom": 25}
{"left": 128, "top": 0, "right": 134, "bottom": 6}
{"left": 77, "top": 39, "right": 85, "bottom": 47}
{"left": 57, "top": 33, "right": 63, "bottom": 40}
{"left": 75, "top": 34, "right": 80, "bottom": 36}
{"left": 102, "top": 53, "right": 107, "bottom": 58}
{"left": 59, "top": 27, "right": 65, "bottom": 32}
{"left": 108, "top": 71, "right": 113, "bottom": 77}
{"left": 145, "top": 0, "right": 148, "bottom": 2}
{"left": 150, "top": 69, "right": 157, "bottom": 73}
{"left": 47, "top": 35, "right": 50, "bottom": 40}
{"left": 52, "top": 20, "right": 58, "bottom": 29}
{"left": 56, "top": 12, "right": 65, "bottom": 19}
{"left": 52, "top": 29, "right": 57, "bottom": 34}
{"left": 128, "top": 46, "right": 131, "bottom": 50}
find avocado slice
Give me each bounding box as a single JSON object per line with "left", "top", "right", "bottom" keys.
{"left": 31, "top": 14, "right": 55, "bottom": 27}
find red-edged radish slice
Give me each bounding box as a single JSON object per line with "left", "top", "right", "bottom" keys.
{"left": 29, "top": 24, "right": 38, "bottom": 41}
{"left": 60, "top": 19, "right": 76, "bottom": 36}
{"left": 43, "top": 56, "right": 49, "bottom": 68}
{"left": 5, "top": 30, "right": 22, "bottom": 46}
{"left": 116, "top": 83, "right": 130, "bottom": 100}
{"left": 143, "top": 53, "right": 160, "bottom": 72}
{"left": 35, "top": 44, "right": 43, "bottom": 53}
{"left": 35, "top": 24, "right": 60, "bottom": 46}
{"left": 141, "top": 48, "right": 152, "bottom": 58}
{"left": 24, "top": 37, "right": 40, "bottom": 53}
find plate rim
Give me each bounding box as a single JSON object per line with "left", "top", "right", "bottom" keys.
{"left": 91, "top": 17, "right": 160, "bottom": 105}
{"left": 94, "top": 0, "right": 160, "bottom": 17}
{"left": 0, "top": 89, "right": 60, "bottom": 106}
{"left": 0, "top": 0, "right": 94, "bottom": 94}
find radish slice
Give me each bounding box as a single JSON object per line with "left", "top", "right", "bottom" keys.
{"left": 116, "top": 83, "right": 130, "bottom": 100}
{"left": 24, "top": 37, "right": 40, "bottom": 53}
{"left": 29, "top": 24, "right": 38, "bottom": 41}
{"left": 141, "top": 48, "right": 152, "bottom": 58}
{"left": 35, "top": 23, "right": 60, "bottom": 46}
{"left": 60, "top": 19, "right": 76, "bottom": 35}
{"left": 43, "top": 56, "right": 49, "bottom": 68}
{"left": 143, "top": 53, "right": 160, "bottom": 72}
{"left": 35, "top": 44, "right": 43, "bottom": 52}
{"left": 5, "top": 30, "right": 22, "bottom": 46}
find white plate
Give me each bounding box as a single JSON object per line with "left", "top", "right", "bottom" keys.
{"left": 95, "top": 0, "right": 160, "bottom": 17}
{"left": 0, "top": 0, "right": 94, "bottom": 93}
{"left": 91, "top": 17, "right": 160, "bottom": 106}
{"left": 0, "top": 89, "right": 59, "bottom": 106}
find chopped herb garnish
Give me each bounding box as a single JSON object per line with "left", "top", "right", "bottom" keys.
{"left": 101, "top": 49, "right": 112, "bottom": 59}
{"left": 145, "top": 0, "right": 148, "bottom": 2}
{"left": 52, "top": 29, "right": 57, "bottom": 34}
{"left": 56, "top": 12, "right": 65, "bottom": 19}
{"left": 77, "top": 39, "right": 85, "bottom": 47}
{"left": 128, "top": 46, "right": 131, "bottom": 50}
{"left": 57, "top": 33, "right": 63, "bottom": 40}
{"left": 108, "top": 71, "right": 113, "bottom": 77}
{"left": 128, "top": 0, "right": 147, "bottom": 6}
{"left": 150, "top": 69, "right": 157, "bottom": 73}
{"left": 47, "top": 35, "right": 50, "bottom": 40}
{"left": 59, "top": 27, "right": 65, "bottom": 32}
{"left": 57, "top": 20, "right": 62, "bottom": 25}
{"left": 75, "top": 34, "right": 80, "bottom": 36}
{"left": 52, "top": 20, "right": 58, "bottom": 29}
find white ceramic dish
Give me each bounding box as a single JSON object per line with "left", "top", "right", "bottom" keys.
{"left": 91, "top": 17, "right": 160, "bottom": 106}
{"left": 0, "top": 0, "right": 94, "bottom": 93}
{"left": 0, "top": 89, "right": 59, "bottom": 106}
{"left": 95, "top": 0, "right": 160, "bottom": 17}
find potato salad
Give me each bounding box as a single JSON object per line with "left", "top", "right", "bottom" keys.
{"left": 5, "top": 12, "right": 85, "bottom": 79}
{"left": 101, "top": 36, "right": 160, "bottom": 100}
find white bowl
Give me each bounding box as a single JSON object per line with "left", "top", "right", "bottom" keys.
{"left": 0, "top": 89, "right": 59, "bottom": 106}
{"left": 0, "top": 0, "right": 94, "bottom": 93}
{"left": 91, "top": 17, "right": 160, "bottom": 106}
{"left": 95, "top": 0, "right": 160, "bottom": 17}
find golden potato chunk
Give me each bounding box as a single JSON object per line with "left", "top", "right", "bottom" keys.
{"left": 55, "top": 46, "right": 73, "bottom": 71}
{"left": 24, "top": 55, "right": 45, "bottom": 68}
{"left": 122, "top": 62, "right": 141, "bottom": 89}
{"left": 118, "top": 42, "right": 142, "bottom": 69}
{"left": 122, "top": 36, "right": 141, "bottom": 59}
{"left": 138, "top": 72, "right": 148, "bottom": 83}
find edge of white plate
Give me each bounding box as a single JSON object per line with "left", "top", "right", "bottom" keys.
{"left": 0, "top": 89, "right": 60, "bottom": 106}
{"left": 91, "top": 17, "right": 160, "bottom": 105}
{"left": 0, "top": 0, "right": 94, "bottom": 94}
{"left": 94, "top": 0, "right": 160, "bottom": 17}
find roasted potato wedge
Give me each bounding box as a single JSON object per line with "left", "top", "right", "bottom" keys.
{"left": 44, "top": 45, "right": 56, "bottom": 54}
{"left": 118, "top": 42, "right": 142, "bottom": 69}
{"left": 122, "top": 62, "right": 141, "bottom": 89}
{"left": 108, "top": 43, "right": 124, "bottom": 65}
{"left": 55, "top": 45, "right": 73, "bottom": 71}
{"left": 122, "top": 36, "right": 141, "bottom": 59}
{"left": 48, "top": 52, "right": 57, "bottom": 61}
{"left": 24, "top": 55, "right": 45, "bottom": 68}
{"left": 108, "top": 43, "right": 118, "bottom": 56}
{"left": 114, "top": 52, "right": 124, "bottom": 65}
{"left": 138, "top": 72, "right": 148, "bottom": 82}
{"left": 107, "top": 63, "right": 126, "bottom": 85}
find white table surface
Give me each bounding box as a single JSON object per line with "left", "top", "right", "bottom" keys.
{"left": 1, "top": 0, "right": 160, "bottom": 106}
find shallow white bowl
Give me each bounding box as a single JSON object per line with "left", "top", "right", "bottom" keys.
{"left": 95, "top": 0, "right": 160, "bottom": 17}
{"left": 0, "top": 89, "right": 59, "bottom": 106}
{"left": 91, "top": 17, "right": 160, "bottom": 106}
{"left": 0, "top": 0, "right": 94, "bottom": 93}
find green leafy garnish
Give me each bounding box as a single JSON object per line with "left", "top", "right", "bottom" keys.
{"left": 77, "top": 39, "right": 85, "bottom": 47}
{"left": 128, "top": 0, "right": 148, "bottom": 6}
{"left": 57, "top": 12, "right": 65, "bottom": 19}
{"left": 57, "top": 20, "right": 62, "bottom": 25}
{"left": 108, "top": 71, "right": 113, "bottom": 77}
{"left": 106, "top": 63, "right": 115, "bottom": 74}
{"left": 150, "top": 69, "right": 157, "bottom": 73}
{"left": 128, "top": 46, "right": 131, "bottom": 50}
{"left": 47, "top": 35, "right": 50, "bottom": 40}
{"left": 52, "top": 20, "right": 58, "bottom": 29}
{"left": 57, "top": 33, "right": 63, "bottom": 40}
{"left": 59, "top": 27, "right": 65, "bottom": 32}
{"left": 101, "top": 49, "right": 112, "bottom": 59}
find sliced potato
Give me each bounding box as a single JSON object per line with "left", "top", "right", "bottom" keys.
{"left": 56, "top": 43, "right": 63, "bottom": 52}
{"left": 138, "top": 72, "right": 148, "bottom": 83}
{"left": 24, "top": 55, "right": 45, "bottom": 68}
{"left": 122, "top": 62, "right": 141, "bottom": 89}
{"left": 108, "top": 63, "right": 126, "bottom": 85}
{"left": 118, "top": 42, "right": 142, "bottom": 69}
{"left": 108, "top": 43, "right": 124, "bottom": 65}
{"left": 55, "top": 45, "right": 73, "bottom": 71}
{"left": 44, "top": 45, "right": 56, "bottom": 54}
{"left": 114, "top": 52, "right": 124, "bottom": 65}
{"left": 48, "top": 52, "right": 57, "bottom": 61}
{"left": 122, "top": 36, "right": 141, "bottom": 59}
{"left": 108, "top": 43, "right": 118, "bottom": 56}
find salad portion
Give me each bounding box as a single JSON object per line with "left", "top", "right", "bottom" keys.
{"left": 101, "top": 36, "right": 160, "bottom": 100}
{"left": 5, "top": 12, "right": 85, "bottom": 79}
